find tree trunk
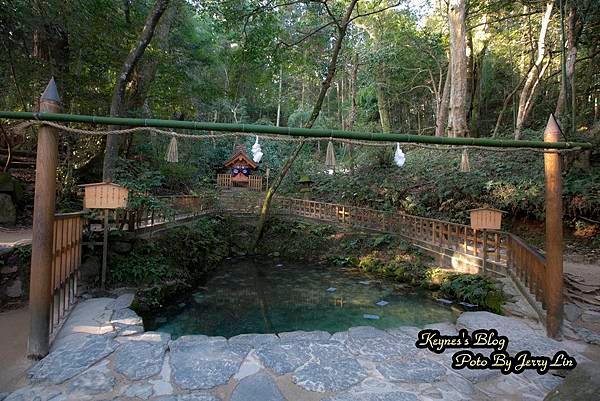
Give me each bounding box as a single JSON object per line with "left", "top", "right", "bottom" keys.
{"left": 252, "top": 0, "right": 359, "bottom": 250}
{"left": 276, "top": 65, "right": 283, "bottom": 126}
{"left": 376, "top": 68, "right": 392, "bottom": 133}
{"left": 103, "top": 0, "right": 171, "bottom": 181}
{"left": 555, "top": 3, "right": 580, "bottom": 122}
{"left": 435, "top": 69, "right": 451, "bottom": 136}
{"left": 448, "top": 0, "right": 469, "bottom": 138}
{"left": 514, "top": 1, "right": 553, "bottom": 139}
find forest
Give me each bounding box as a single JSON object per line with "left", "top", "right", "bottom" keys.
{"left": 0, "top": 0, "right": 599, "bottom": 241}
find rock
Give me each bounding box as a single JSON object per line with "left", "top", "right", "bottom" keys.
{"left": 0, "top": 393, "right": 8, "bottom": 401}
{"left": 581, "top": 310, "right": 600, "bottom": 324}
{"left": 106, "top": 293, "right": 134, "bottom": 311}
{"left": 376, "top": 359, "right": 447, "bottom": 383}
{"left": 363, "top": 314, "right": 380, "bottom": 320}
{"left": 79, "top": 256, "right": 100, "bottom": 281}
{"left": 563, "top": 303, "right": 583, "bottom": 322}
{"left": 458, "top": 301, "right": 477, "bottom": 310}
{"left": 376, "top": 300, "right": 389, "bottom": 307}
{"left": 458, "top": 312, "right": 572, "bottom": 358}
{"left": 348, "top": 326, "right": 387, "bottom": 338}
{"left": 229, "top": 333, "right": 279, "bottom": 354}
{"left": 423, "top": 322, "right": 458, "bottom": 335}
{"left": 278, "top": 330, "right": 331, "bottom": 342}
{"left": 0, "top": 193, "right": 16, "bottom": 225}
{"left": 255, "top": 341, "right": 314, "bottom": 375}
{"left": 3, "top": 386, "right": 63, "bottom": 401}
{"left": 152, "top": 393, "right": 221, "bottom": 401}
{"left": 346, "top": 331, "right": 418, "bottom": 362}
{"left": 436, "top": 298, "right": 453, "bottom": 305}
{"left": 230, "top": 372, "right": 285, "bottom": 401}
{"left": 0, "top": 265, "right": 18, "bottom": 274}
{"left": 67, "top": 369, "right": 115, "bottom": 394}
{"left": 113, "top": 336, "right": 169, "bottom": 380}
{"left": 110, "top": 307, "right": 143, "bottom": 326}
{"left": 326, "top": 287, "right": 337, "bottom": 292}
{"left": 5, "top": 279, "right": 22, "bottom": 298}
{"left": 123, "top": 382, "right": 154, "bottom": 399}
{"left": 169, "top": 335, "right": 244, "bottom": 390}
{"left": 358, "top": 281, "right": 371, "bottom": 285}
{"left": 575, "top": 327, "right": 600, "bottom": 345}
{"left": 323, "top": 391, "right": 419, "bottom": 401}
{"left": 115, "top": 324, "right": 144, "bottom": 336}
{"left": 28, "top": 334, "right": 118, "bottom": 384}
{"left": 293, "top": 357, "right": 368, "bottom": 392}
{"left": 543, "top": 362, "right": 600, "bottom": 400}
{"left": 111, "top": 241, "right": 132, "bottom": 254}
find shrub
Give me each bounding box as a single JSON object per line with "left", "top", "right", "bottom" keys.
{"left": 440, "top": 274, "right": 505, "bottom": 313}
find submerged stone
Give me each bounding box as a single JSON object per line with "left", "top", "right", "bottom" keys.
{"left": 230, "top": 372, "right": 285, "bottom": 401}
{"left": 363, "top": 314, "right": 380, "bottom": 320}
{"left": 326, "top": 287, "right": 337, "bottom": 292}
{"left": 376, "top": 300, "right": 389, "bottom": 307}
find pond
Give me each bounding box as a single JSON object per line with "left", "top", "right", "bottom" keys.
{"left": 144, "top": 258, "right": 459, "bottom": 338}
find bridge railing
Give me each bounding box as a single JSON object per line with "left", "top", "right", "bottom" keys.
{"left": 272, "top": 197, "right": 509, "bottom": 264}
{"left": 51, "top": 211, "right": 85, "bottom": 335}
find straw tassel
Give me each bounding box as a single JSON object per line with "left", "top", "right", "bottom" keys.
{"left": 325, "top": 140, "right": 336, "bottom": 168}
{"left": 460, "top": 149, "right": 470, "bottom": 172}
{"left": 165, "top": 136, "right": 179, "bottom": 163}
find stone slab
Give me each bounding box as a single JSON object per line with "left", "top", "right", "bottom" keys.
{"left": 230, "top": 372, "right": 285, "bottom": 401}
{"left": 28, "top": 334, "right": 118, "bottom": 384}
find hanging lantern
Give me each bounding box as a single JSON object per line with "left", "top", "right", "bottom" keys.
{"left": 252, "top": 136, "right": 263, "bottom": 163}
{"left": 394, "top": 143, "right": 405, "bottom": 167}
{"left": 165, "top": 136, "right": 179, "bottom": 163}
{"left": 325, "top": 140, "right": 336, "bottom": 169}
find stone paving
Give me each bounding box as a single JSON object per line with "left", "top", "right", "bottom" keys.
{"left": 1, "top": 294, "right": 594, "bottom": 401}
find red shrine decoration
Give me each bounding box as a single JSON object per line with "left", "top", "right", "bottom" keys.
{"left": 224, "top": 145, "right": 258, "bottom": 184}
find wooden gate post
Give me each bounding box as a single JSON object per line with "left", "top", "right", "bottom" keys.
{"left": 28, "top": 78, "right": 60, "bottom": 358}
{"left": 544, "top": 114, "right": 564, "bottom": 338}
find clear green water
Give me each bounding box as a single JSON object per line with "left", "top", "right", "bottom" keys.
{"left": 144, "top": 258, "right": 459, "bottom": 338}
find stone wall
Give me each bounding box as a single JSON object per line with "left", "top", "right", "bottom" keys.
{"left": 0, "top": 246, "right": 30, "bottom": 309}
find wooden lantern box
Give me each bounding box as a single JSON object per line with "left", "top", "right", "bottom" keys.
{"left": 80, "top": 182, "right": 129, "bottom": 209}
{"left": 469, "top": 207, "right": 506, "bottom": 230}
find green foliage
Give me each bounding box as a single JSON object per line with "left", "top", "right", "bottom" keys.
{"left": 440, "top": 274, "right": 505, "bottom": 314}
{"left": 110, "top": 242, "right": 174, "bottom": 285}
{"left": 13, "top": 244, "right": 32, "bottom": 265}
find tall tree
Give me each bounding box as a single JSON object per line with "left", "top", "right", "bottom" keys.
{"left": 514, "top": 1, "right": 553, "bottom": 139}
{"left": 103, "top": 0, "right": 171, "bottom": 181}
{"left": 252, "top": 0, "right": 360, "bottom": 249}
{"left": 448, "top": 0, "right": 469, "bottom": 138}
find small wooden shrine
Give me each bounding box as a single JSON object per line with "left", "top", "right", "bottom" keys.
{"left": 217, "top": 145, "right": 263, "bottom": 191}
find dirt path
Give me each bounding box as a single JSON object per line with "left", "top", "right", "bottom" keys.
{"left": 0, "top": 306, "right": 32, "bottom": 393}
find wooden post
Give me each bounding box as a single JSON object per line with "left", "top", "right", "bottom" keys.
{"left": 544, "top": 114, "right": 564, "bottom": 338}
{"left": 101, "top": 209, "right": 109, "bottom": 288}
{"left": 28, "top": 78, "right": 60, "bottom": 358}
{"left": 482, "top": 229, "right": 488, "bottom": 273}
